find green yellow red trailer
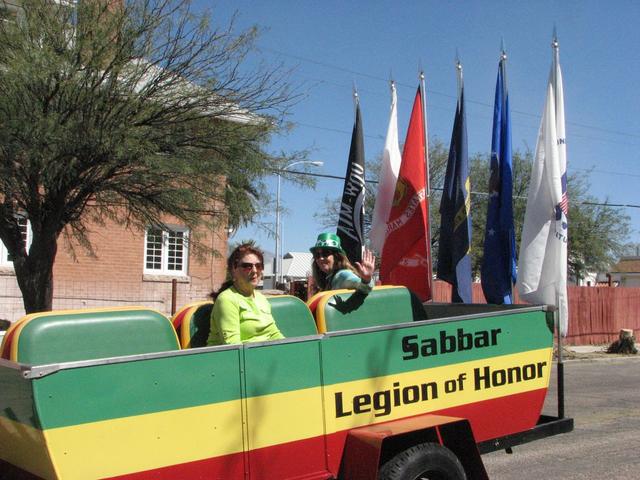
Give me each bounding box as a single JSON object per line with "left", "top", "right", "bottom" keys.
{"left": 0, "top": 286, "right": 573, "bottom": 480}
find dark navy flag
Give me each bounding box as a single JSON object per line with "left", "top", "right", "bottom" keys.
{"left": 437, "top": 87, "right": 472, "bottom": 303}
{"left": 337, "top": 102, "right": 366, "bottom": 263}
{"left": 481, "top": 57, "right": 516, "bottom": 304}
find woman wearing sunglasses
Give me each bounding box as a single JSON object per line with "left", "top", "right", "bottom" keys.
{"left": 310, "top": 232, "right": 376, "bottom": 294}
{"left": 207, "top": 243, "right": 284, "bottom": 345}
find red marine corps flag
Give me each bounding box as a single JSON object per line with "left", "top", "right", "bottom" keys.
{"left": 380, "top": 80, "right": 432, "bottom": 301}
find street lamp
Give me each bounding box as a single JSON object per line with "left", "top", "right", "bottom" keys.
{"left": 275, "top": 160, "right": 323, "bottom": 288}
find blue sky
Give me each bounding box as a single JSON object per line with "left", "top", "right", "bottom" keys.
{"left": 208, "top": 1, "right": 640, "bottom": 256}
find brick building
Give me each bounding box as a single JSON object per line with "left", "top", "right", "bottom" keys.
{"left": 0, "top": 213, "right": 228, "bottom": 322}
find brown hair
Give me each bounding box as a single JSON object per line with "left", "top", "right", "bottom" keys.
{"left": 311, "top": 250, "right": 357, "bottom": 292}
{"left": 210, "top": 243, "right": 265, "bottom": 300}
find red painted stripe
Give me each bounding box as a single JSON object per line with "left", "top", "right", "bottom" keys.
{"left": 105, "top": 436, "right": 333, "bottom": 480}
{"left": 0, "top": 326, "right": 18, "bottom": 360}
{"left": 324, "top": 387, "right": 548, "bottom": 474}
{"left": 106, "top": 388, "right": 547, "bottom": 480}
{"left": 171, "top": 307, "right": 192, "bottom": 331}
{"left": 249, "top": 435, "right": 331, "bottom": 480}
{"left": 443, "top": 388, "right": 548, "bottom": 442}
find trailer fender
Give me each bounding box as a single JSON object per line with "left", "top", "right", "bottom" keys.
{"left": 339, "top": 414, "right": 488, "bottom": 480}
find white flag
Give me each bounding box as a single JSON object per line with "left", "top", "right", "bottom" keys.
{"left": 370, "top": 83, "right": 402, "bottom": 252}
{"left": 517, "top": 42, "right": 568, "bottom": 336}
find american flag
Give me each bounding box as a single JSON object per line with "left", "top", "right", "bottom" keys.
{"left": 557, "top": 171, "right": 569, "bottom": 217}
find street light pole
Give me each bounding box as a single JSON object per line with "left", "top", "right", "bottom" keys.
{"left": 274, "top": 171, "right": 282, "bottom": 288}
{"left": 274, "top": 160, "right": 323, "bottom": 289}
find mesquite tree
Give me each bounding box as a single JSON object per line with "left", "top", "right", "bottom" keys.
{"left": 0, "top": 0, "right": 304, "bottom": 312}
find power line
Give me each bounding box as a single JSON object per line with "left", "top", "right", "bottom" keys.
{"left": 284, "top": 126, "right": 640, "bottom": 179}
{"left": 267, "top": 49, "right": 640, "bottom": 209}
{"left": 295, "top": 121, "right": 384, "bottom": 141}
{"left": 265, "top": 46, "right": 640, "bottom": 143}
{"left": 282, "top": 169, "right": 640, "bottom": 210}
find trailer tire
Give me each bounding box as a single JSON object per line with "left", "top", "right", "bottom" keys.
{"left": 378, "top": 442, "right": 466, "bottom": 480}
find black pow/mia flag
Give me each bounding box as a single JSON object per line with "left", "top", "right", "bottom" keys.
{"left": 337, "top": 101, "right": 366, "bottom": 264}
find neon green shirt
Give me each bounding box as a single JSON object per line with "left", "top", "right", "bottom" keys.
{"left": 207, "top": 287, "right": 284, "bottom": 345}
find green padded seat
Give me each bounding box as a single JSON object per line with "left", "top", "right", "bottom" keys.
{"left": 267, "top": 295, "right": 318, "bottom": 338}
{"left": 180, "top": 295, "right": 317, "bottom": 348}
{"left": 181, "top": 302, "right": 214, "bottom": 348}
{"left": 316, "top": 286, "right": 422, "bottom": 333}
{"left": 10, "top": 307, "right": 180, "bottom": 364}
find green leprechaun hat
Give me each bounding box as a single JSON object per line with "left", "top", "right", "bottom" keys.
{"left": 309, "top": 232, "right": 345, "bottom": 254}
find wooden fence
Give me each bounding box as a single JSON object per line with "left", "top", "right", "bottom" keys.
{"left": 431, "top": 280, "right": 640, "bottom": 345}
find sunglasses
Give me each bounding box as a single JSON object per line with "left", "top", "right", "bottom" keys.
{"left": 238, "top": 262, "right": 264, "bottom": 271}
{"left": 313, "top": 249, "right": 334, "bottom": 259}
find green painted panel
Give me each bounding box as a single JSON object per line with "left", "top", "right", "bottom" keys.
{"left": 243, "top": 339, "right": 326, "bottom": 478}
{"left": 321, "top": 310, "right": 553, "bottom": 385}
{"left": 243, "top": 339, "right": 322, "bottom": 397}
{"left": 17, "top": 309, "right": 179, "bottom": 364}
{"left": 323, "top": 287, "right": 415, "bottom": 331}
{"left": 33, "top": 347, "right": 243, "bottom": 429}
{"left": 0, "top": 364, "right": 39, "bottom": 428}
{"left": 24, "top": 308, "right": 552, "bottom": 429}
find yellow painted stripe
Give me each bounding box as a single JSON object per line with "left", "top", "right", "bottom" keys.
{"left": 0, "top": 417, "right": 57, "bottom": 480}
{"left": 246, "top": 386, "right": 325, "bottom": 450}
{"left": 178, "top": 305, "right": 199, "bottom": 348}
{"left": 44, "top": 399, "right": 245, "bottom": 480}
{"left": 171, "top": 301, "right": 207, "bottom": 325}
{"left": 36, "top": 348, "right": 551, "bottom": 479}
{"left": 0, "top": 320, "right": 19, "bottom": 358}
{"left": 324, "top": 348, "right": 553, "bottom": 432}
{"left": 41, "top": 387, "right": 327, "bottom": 479}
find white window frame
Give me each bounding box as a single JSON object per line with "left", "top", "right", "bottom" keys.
{"left": 143, "top": 225, "right": 189, "bottom": 276}
{"left": 0, "top": 216, "right": 32, "bottom": 267}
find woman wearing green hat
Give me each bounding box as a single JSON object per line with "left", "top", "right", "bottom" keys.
{"left": 310, "top": 232, "right": 376, "bottom": 294}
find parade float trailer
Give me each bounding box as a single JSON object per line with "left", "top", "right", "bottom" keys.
{"left": 0, "top": 286, "right": 573, "bottom": 479}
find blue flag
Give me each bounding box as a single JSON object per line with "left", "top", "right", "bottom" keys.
{"left": 437, "top": 86, "right": 472, "bottom": 303}
{"left": 481, "top": 57, "right": 516, "bottom": 304}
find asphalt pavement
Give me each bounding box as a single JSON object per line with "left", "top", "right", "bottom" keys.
{"left": 482, "top": 351, "right": 640, "bottom": 479}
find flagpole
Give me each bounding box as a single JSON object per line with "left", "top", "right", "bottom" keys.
{"left": 552, "top": 31, "right": 564, "bottom": 159}
{"left": 500, "top": 50, "right": 508, "bottom": 99}
{"left": 420, "top": 70, "right": 434, "bottom": 300}
{"left": 456, "top": 61, "right": 464, "bottom": 106}
{"left": 552, "top": 32, "right": 565, "bottom": 418}
{"left": 420, "top": 72, "right": 430, "bottom": 199}
{"left": 552, "top": 33, "right": 559, "bottom": 102}
{"left": 552, "top": 27, "right": 559, "bottom": 66}
{"left": 353, "top": 86, "right": 363, "bottom": 260}
{"left": 352, "top": 83, "right": 359, "bottom": 112}
{"left": 551, "top": 32, "right": 566, "bottom": 333}
{"left": 337, "top": 83, "right": 366, "bottom": 263}
{"left": 500, "top": 48, "right": 514, "bottom": 303}
{"left": 556, "top": 300, "right": 565, "bottom": 419}
{"left": 500, "top": 45, "right": 509, "bottom": 157}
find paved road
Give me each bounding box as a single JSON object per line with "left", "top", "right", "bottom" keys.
{"left": 483, "top": 355, "right": 640, "bottom": 479}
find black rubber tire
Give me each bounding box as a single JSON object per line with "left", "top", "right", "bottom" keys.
{"left": 378, "top": 442, "right": 467, "bottom": 480}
